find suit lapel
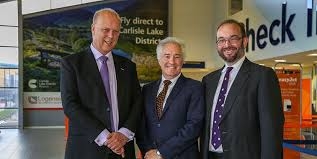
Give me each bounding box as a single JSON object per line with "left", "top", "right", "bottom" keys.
{"left": 205, "top": 70, "right": 222, "bottom": 133}
{"left": 113, "top": 54, "right": 127, "bottom": 111}
{"left": 220, "top": 59, "right": 251, "bottom": 123}
{"left": 83, "top": 49, "right": 106, "bottom": 95}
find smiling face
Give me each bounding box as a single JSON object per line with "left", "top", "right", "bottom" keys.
{"left": 216, "top": 23, "right": 248, "bottom": 65}
{"left": 158, "top": 42, "right": 184, "bottom": 80}
{"left": 91, "top": 11, "right": 121, "bottom": 55}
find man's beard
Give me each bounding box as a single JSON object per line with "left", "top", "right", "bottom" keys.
{"left": 218, "top": 44, "right": 244, "bottom": 63}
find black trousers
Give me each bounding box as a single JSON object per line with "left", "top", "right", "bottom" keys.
{"left": 108, "top": 153, "right": 122, "bottom": 159}
{"left": 106, "top": 149, "right": 123, "bottom": 159}
{"left": 208, "top": 151, "right": 224, "bottom": 159}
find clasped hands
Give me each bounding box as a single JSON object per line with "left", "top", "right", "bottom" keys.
{"left": 104, "top": 132, "right": 128, "bottom": 158}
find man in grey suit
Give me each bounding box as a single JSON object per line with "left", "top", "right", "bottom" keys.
{"left": 137, "top": 37, "right": 204, "bottom": 159}
{"left": 60, "top": 8, "right": 142, "bottom": 159}
{"left": 200, "top": 19, "right": 284, "bottom": 159}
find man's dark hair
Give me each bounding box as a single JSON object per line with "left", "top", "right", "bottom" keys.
{"left": 217, "top": 19, "right": 246, "bottom": 37}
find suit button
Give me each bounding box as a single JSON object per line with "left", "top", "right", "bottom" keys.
{"left": 106, "top": 107, "right": 110, "bottom": 112}
{"left": 157, "top": 124, "right": 160, "bottom": 127}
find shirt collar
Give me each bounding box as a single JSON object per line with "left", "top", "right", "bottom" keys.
{"left": 161, "top": 73, "right": 181, "bottom": 85}
{"left": 90, "top": 43, "right": 113, "bottom": 61}
{"left": 222, "top": 55, "right": 245, "bottom": 73}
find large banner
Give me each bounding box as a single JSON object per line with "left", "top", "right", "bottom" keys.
{"left": 23, "top": 0, "right": 168, "bottom": 108}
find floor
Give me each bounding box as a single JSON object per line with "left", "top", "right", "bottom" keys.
{"left": 0, "top": 128, "right": 316, "bottom": 159}
{"left": 0, "top": 129, "right": 65, "bottom": 159}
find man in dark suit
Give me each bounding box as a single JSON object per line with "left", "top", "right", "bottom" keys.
{"left": 137, "top": 37, "right": 204, "bottom": 159}
{"left": 200, "top": 19, "right": 284, "bottom": 159}
{"left": 60, "top": 8, "right": 142, "bottom": 159}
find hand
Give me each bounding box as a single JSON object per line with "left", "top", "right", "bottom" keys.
{"left": 106, "top": 132, "right": 128, "bottom": 153}
{"left": 113, "top": 147, "right": 125, "bottom": 158}
{"left": 144, "top": 149, "right": 162, "bottom": 159}
{"left": 103, "top": 140, "right": 125, "bottom": 158}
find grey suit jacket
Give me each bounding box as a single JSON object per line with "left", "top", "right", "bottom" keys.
{"left": 200, "top": 58, "right": 284, "bottom": 159}
{"left": 60, "top": 49, "right": 142, "bottom": 159}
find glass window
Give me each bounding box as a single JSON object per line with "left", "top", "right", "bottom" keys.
{"left": 0, "top": 108, "right": 18, "bottom": 128}
{"left": 0, "top": 0, "right": 18, "bottom": 26}
{"left": 0, "top": 69, "right": 18, "bottom": 87}
{"left": 0, "top": 26, "right": 18, "bottom": 46}
{"left": 0, "top": 69, "right": 18, "bottom": 128}
{"left": 0, "top": 0, "right": 19, "bottom": 129}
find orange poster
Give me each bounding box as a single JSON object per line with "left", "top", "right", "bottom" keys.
{"left": 275, "top": 69, "right": 301, "bottom": 159}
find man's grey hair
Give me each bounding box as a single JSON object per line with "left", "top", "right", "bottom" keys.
{"left": 92, "top": 8, "right": 121, "bottom": 26}
{"left": 156, "top": 37, "right": 185, "bottom": 60}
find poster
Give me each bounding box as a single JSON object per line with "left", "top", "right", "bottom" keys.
{"left": 23, "top": 0, "right": 168, "bottom": 108}
{"left": 276, "top": 69, "right": 301, "bottom": 159}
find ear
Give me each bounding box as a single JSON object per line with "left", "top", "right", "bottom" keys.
{"left": 91, "top": 24, "right": 95, "bottom": 35}
{"left": 242, "top": 36, "right": 248, "bottom": 48}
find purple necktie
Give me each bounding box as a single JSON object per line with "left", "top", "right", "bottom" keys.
{"left": 211, "top": 67, "right": 233, "bottom": 149}
{"left": 99, "top": 56, "right": 112, "bottom": 104}
{"left": 99, "top": 56, "right": 114, "bottom": 131}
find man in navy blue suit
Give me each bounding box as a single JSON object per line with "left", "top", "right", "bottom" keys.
{"left": 137, "top": 37, "right": 204, "bottom": 159}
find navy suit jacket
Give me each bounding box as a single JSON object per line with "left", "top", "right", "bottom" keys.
{"left": 60, "top": 49, "right": 142, "bottom": 159}
{"left": 200, "top": 58, "right": 284, "bottom": 159}
{"left": 137, "top": 74, "right": 204, "bottom": 159}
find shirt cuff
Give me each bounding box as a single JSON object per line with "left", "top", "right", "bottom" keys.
{"left": 118, "top": 127, "right": 135, "bottom": 141}
{"left": 94, "top": 128, "right": 110, "bottom": 146}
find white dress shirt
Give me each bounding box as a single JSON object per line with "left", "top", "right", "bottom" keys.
{"left": 90, "top": 44, "right": 134, "bottom": 146}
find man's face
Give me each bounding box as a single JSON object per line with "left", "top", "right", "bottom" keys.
{"left": 158, "top": 43, "right": 184, "bottom": 80}
{"left": 216, "top": 23, "right": 248, "bottom": 64}
{"left": 91, "top": 12, "right": 120, "bottom": 54}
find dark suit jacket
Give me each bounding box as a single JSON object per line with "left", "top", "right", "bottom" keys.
{"left": 200, "top": 58, "right": 284, "bottom": 159}
{"left": 137, "top": 74, "right": 205, "bottom": 159}
{"left": 60, "top": 49, "right": 142, "bottom": 159}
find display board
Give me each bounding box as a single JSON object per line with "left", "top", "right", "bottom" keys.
{"left": 23, "top": 0, "right": 168, "bottom": 108}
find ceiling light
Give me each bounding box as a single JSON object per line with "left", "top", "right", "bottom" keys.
{"left": 307, "top": 53, "right": 317, "bottom": 56}
{"left": 274, "top": 59, "right": 286, "bottom": 62}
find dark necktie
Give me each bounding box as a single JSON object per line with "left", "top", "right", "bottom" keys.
{"left": 156, "top": 80, "right": 171, "bottom": 119}
{"left": 99, "top": 56, "right": 114, "bottom": 130}
{"left": 211, "top": 67, "right": 233, "bottom": 149}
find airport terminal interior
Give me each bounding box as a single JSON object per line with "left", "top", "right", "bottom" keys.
{"left": 1, "top": 0, "right": 317, "bottom": 158}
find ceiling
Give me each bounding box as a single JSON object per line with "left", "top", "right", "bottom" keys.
{"left": 255, "top": 49, "right": 317, "bottom": 69}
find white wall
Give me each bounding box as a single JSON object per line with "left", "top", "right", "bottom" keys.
{"left": 171, "top": 0, "right": 223, "bottom": 69}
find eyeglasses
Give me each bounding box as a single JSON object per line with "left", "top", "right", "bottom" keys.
{"left": 216, "top": 36, "right": 242, "bottom": 46}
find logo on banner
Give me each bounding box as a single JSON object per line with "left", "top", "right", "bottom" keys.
{"left": 28, "top": 96, "right": 38, "bottom": 104}
{"left": 27, "top": 95, "right": 61, "bottom": 105}
{"left": 28, "top": 79, "right": 37, "bottom": 89}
